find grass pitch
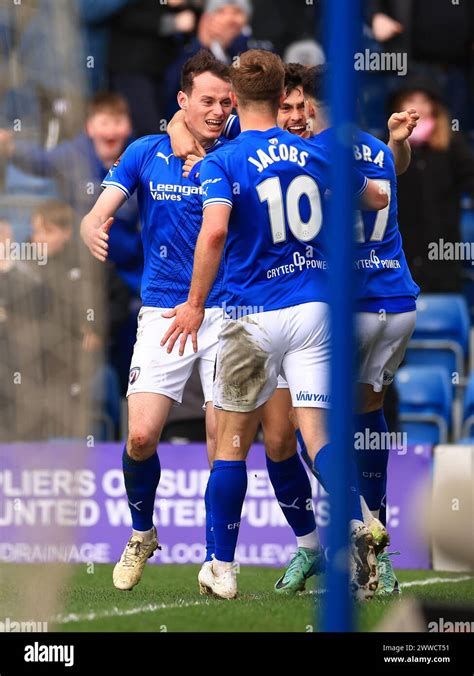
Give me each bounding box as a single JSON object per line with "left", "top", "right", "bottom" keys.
{"left": 2, "top": 564, "right": 471, "bottom": 633}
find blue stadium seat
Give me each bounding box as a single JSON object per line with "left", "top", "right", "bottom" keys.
{"left": 395, "top": 365, "right": 453, "bottom": 444}
{"left": 404, "top": 294, "right": 469, "bottom": 378}
{"left": 462, "top": 371, "right": 474, "bottom": 437}
{"left": 462, "top": 277, "right": 474, "bottom": 325}
{"left": 460, "top": 208, "right": 474, "bottom": 248}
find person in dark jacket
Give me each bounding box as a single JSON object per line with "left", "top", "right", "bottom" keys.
{"left": 366, "top": 0, "right": 474, "bottom": 131}
{"left": 389, "top": 81, "right": 474, "bottom": 293}
{"left": 77, "top": 0, "right": 137, "bottom": 93}
{"left": 164, "top": 0, "right": 258, "bottom": 120}
{"left": 107, "top": 0, "right": 199, "bottom": 136}
{"left": 251, "top": 0, "right": 316, "bottom": 57}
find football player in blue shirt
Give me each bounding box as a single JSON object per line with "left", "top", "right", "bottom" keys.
{"left": 239, "top": 62, "right": 418, "bottom": 596}
{"left": 168, "top": 76, "right": 330, "bottom": 596}
{"left": 301, "top": 66, "right": 420, "bottom": 596}
{"left": 171, "top": 62, "right": 408, "bottom": 596}
{"left": 162, "top": 49, "right": 389, "bottom": 600}
{"left": 81, "top": 51, "right": 234, "bottom": 592}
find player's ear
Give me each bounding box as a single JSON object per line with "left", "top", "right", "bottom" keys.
{"left": 177, "top": 90, "right": 188, "bottom": 111}
{"left": 306, "top": 98, "right": 316, "bottom": 119}
{"left": 230, "top": 91, "right": 238, "bottom": 109}
{"left": 279, "top": 92, "right": 286, "bottom": 107}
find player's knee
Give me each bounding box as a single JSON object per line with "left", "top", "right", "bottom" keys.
{"left": 127, "top": 430, "right": 158, "bottom": 461}
{"left": 264, "top": 429, "right": 297, "bottom": 461}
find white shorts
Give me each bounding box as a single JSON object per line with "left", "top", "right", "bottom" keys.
{"left": 356, "top": 310, "right": 416, "bottom": 392}
{"left": 127, "top": 306, "right": 223, "bottom": 404}
{"left": 213, "top": 302, "right": 330, "bottom": 412}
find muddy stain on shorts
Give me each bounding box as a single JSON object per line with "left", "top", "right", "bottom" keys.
{"left": 218, "top": 319, "right": 269, "bottom": 407}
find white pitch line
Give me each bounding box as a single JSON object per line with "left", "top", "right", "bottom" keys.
{"left": 308, "top": 575, "right": 473, "bottom": 595}
{"left": 53, "top": 575, "right": 473, "bottom": 624}
{"left": 54, "top": 600, "right": 209, "bottom": 624}
{"left": 401, "top": 575, "right": 473, "bottom": 588}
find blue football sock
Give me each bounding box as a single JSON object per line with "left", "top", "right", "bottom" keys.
{"left": 379, "top": 489, "right": 387, "bottom": 527}
{"left": 313, "top": 443, "right": 363, "bottom": 522}
{"left": 204, "top": 479, "right": 215, "bottom": 562}
{"left": 209, "top": 459, "right": 247, "bottom": 563}
{"left": 266, "top": 453, "right": 316, "bottom": 537}
{"left": 122, "top": 446, "right": 161, "bottom": 531}
{"left": 354, "top": 409, "right": 389, "bottom": 519}
{"left": 295, "top": 428, "right": 315, "bottom": 476}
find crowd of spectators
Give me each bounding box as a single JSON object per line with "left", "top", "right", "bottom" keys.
{"left": 1, "top": 0, "right": 474, "bottom": 441}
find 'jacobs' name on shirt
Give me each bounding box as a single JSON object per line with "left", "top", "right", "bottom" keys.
{"left": 248, "top": 143, "right": 309, "bottom": 173}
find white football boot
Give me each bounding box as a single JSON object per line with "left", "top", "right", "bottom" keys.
{"left": 198, "top": 559, "right": 238, "bottom": 600}
{"left": 350, "top": 520, "right": 379, "bottom": 601}
{"left": 113, "top": 527, "right": 160, "bottom": 591}
{"left": 198, "top": 561, "right": 214, "bottom": 596}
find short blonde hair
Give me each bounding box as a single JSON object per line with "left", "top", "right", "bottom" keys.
{"left": 231, "top": 49, "right": 285, "bottom": 112}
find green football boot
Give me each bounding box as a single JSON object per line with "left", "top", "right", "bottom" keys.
{"left": 274, "top": 546, "right": 326, "bottom": 594}
{"left": 375, "top": 551, "right": 401, "bottom": 597}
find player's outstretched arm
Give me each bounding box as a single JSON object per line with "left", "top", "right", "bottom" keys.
{"left": 167, "top": 109, "right": 205, "bottom": 160}
{"left": 360, "top": 177, "right": 389, "bottom": 211}
{"left": 388, "top": 108, "right": 419, "bottom": 175}
{"left": 80, "top": 186, "right": 126, "bottom": 262}
{"left": 161, "top": 204, "right": 230, "bottom": 356}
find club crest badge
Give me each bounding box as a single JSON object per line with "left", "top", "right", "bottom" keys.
{"left": 129, "top": 367, "right": 141, "bottom": 385}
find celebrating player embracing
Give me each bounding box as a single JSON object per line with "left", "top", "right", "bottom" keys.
{"left": 162, "top": 49, "right": 389, "bottom": 600}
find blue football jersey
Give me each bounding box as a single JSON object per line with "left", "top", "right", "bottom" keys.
{"left": 222, "top": 113, "right": 241, "bottom": 140}
{"left": 199, "top": 127, "right": 367, "bottom": 313}
{"left": 101, "top": 134, "right": 226, "bottom": 308}
{"left": 223, "top": 113, "right": 241, "bottom": 139}
{"left": 315, "top": 127, "right": 419, "bottom": 313}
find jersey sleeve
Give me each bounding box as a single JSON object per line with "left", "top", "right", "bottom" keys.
{"left": 199, "top": 154, "right": 233, "bottom": 210}
{"left": 222, "top": 114, "right": 241, "bottom": 140}
{"left": 187, "top": 159, "right": 203, "bottom": 186}
{"left": 101, "top": 137, "right": 149, "bottom": 198}
{"left": 353, "top": 168, "right": 368, "bottom": 196}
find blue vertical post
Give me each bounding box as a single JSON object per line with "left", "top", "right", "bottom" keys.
{"left": 320, "top": 0, "right": 362, "bottom": 632}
